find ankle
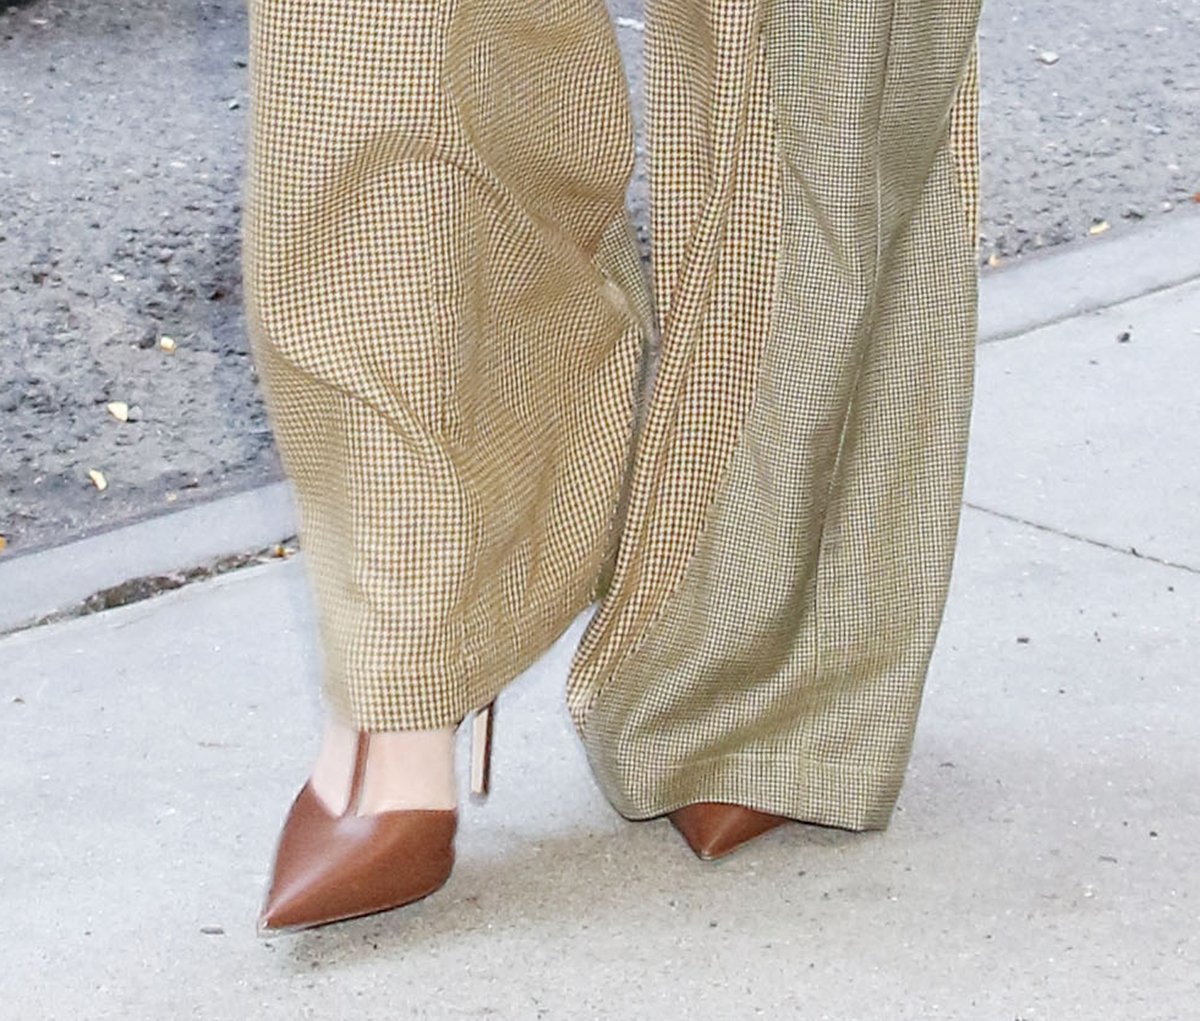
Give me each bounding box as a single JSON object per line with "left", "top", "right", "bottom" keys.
{"left": 358, "top": 727, "right": 457, "bottom": 813}
{"left": 309, "top": 718, "right": 458, "bottom": 815}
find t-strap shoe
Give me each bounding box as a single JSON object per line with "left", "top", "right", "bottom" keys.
{"left": 257, "top": 701, "right": 495, "bottom": 934}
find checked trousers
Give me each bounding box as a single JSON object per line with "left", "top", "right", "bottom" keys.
{"left": 243, "top": 0, "right": 984, "bottom": 828}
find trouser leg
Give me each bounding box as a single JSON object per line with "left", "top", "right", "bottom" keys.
{"left": 568, "top": 0, "right": 984, "bottom": 829}
{"left": 243, "top": 0, "right": 653, "bottom": 729}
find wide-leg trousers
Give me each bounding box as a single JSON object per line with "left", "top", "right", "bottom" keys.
{"left": 243, "top": 0, "right": 984, "bottom": 830}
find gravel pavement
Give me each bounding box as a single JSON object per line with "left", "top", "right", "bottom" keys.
{"left": 2, "top": 0, "right": 262, "bottom": 552}
{"left": 2, "top": 0, "right": 1197, "bottom": 555}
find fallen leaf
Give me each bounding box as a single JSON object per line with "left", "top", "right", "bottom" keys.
{"left": 1193, "top": 192, "right": 1200, "bottom": 203}
{"left": 107, "top": 401, "right": 129, "bottom": 422}
{"left": 159, "top": 335, "right": 177, "bottom": 352}
{"left": 88, "top": 469, "right": 108, "bottom": 491}
{"left": 1088, "top": 220, "right": 1110, "bottom": 235}
{"left": 0, "top": 535, "right": 7, "bottom": 553}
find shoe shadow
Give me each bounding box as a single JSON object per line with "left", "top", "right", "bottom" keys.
{"left": 265, "top": 805, "right": 873, "bottom": 969}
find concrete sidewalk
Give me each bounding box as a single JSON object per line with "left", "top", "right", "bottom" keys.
{"left": 2, "top": 219, "right": 1198, "bottom": 1019}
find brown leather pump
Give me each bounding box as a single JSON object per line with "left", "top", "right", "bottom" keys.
{"left": 669, "top": 802, "right": 790, "bottom": 860}
{"left": 257, "top": 702, "right": 494, "bottom": 934}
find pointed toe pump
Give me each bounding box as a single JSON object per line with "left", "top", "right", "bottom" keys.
{"left": 668, "top": 802, "right": 790, "bottom": 861}
{"left": 258, "top": 701, "right": 495, "bottom": 935}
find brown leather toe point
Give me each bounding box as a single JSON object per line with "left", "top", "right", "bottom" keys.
{"left": 258, "top": 782, "right": 457, "bottom": 934}
{"left": 668, "top": 802, "right": 789, "bottom": 860}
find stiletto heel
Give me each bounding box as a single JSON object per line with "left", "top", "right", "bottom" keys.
{"left": 469, "top": 700, "right": 495, "bottom": 799}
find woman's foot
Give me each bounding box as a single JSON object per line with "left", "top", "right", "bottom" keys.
{"left": 258, "top": 715, "right": 476, "bottom": 934}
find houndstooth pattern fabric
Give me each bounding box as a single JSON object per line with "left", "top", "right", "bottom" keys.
{"left": 244, "top": 0, "right": 983, "bottom": 827}
{"left": 244, "top": 0, "right": 653, "bottom": 728}
{"left": 567, "top": 0, "right": 984, "bottom": 828}
{"left": 951, "top": 43, "right": 981, "bottom": 247}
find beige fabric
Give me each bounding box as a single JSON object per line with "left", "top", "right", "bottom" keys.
{"left": 244, "top": 0, "right": 983, "bottom": 828}
{"left": 952, "top": 44, "right": 982, "bottom": 246}
{"left": 567, "top": 0, "right": 983, "bottom": 829}
{"left": 244, "top": 0, "right": 652, "bottom": 728}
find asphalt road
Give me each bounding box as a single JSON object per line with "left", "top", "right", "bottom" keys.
{"left": 978, "top": 0, "right": 1199, "bottom": 254}
{"left": 1, "top": 0, "right": 1197, "bottom": 554}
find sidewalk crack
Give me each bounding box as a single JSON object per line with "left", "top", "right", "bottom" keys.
{"left": 963, "top": 501, "right": 1200, "bottom": 575}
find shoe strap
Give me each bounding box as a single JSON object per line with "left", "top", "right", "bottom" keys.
{"left": 347, "top": 730, "right": 370, "bottom": 815}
